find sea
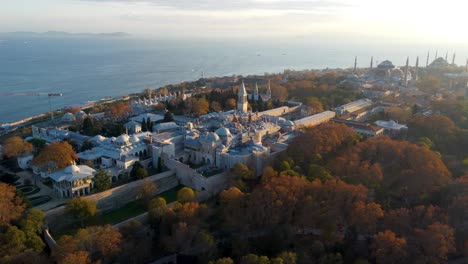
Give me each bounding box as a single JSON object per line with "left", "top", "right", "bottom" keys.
{"left": 1, "top": 35, "right": 467, "bottom": 124}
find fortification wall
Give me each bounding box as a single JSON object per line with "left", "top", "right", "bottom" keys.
{"left": 45, "top": 170, "right": 178, "bottom": 231}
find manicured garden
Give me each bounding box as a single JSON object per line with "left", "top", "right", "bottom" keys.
{"left": 52, "top": 185, "right": 183, "bottom": 239}
{"left": 17, "top": 185, "right": 41, "bottom": 196}
{"left": 29, "top": 195, "right": 52, "bottom": 207}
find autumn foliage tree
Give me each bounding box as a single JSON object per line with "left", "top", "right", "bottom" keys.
{"left": 371, "top": 230, "right": 408, "bottom": 264}
{"left": 32, "top": 141, "right": 78, "bottom": 171}
{"left": 2, "top": 136, "right": 33, "bottom": 158}
{"left": 105, "top": 102, "right": 132, "bottom": 120}
{"left": 331, "top": 137, "right": 452, "bottom": 205}
{"left": 0, "top": 183, "right": 25, "bottom": 227}
{"left": 53, "top": 225, "right": 122, "bottom": 264}
{"left": 286, "top": 122, "right": 359, "bottom": 168}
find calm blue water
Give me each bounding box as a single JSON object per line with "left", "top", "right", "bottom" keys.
{"left": 0, "top": 36, "right": 466, "bottom": 124}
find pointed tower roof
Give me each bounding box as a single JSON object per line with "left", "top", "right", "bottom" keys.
{"left": 266, "top": 80, "right": 272, "bottom": 97}
{"left": 239, "top": 80, "right": 247, "bottom": 96}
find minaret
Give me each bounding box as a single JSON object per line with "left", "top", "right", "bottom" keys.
{"left": 266, "top": 80, "right": 272, "bottom": 98}
{"left": 370, "top": 56, "right": 374, "bottom": 69}
{"left": 466, "top": 58, "right": 468, "bottom": 72}
{"left": 253, "top": 82, "right": 259, "bottom": 101}
{"left": 354, "top": 56, "right": 357, "bottom": 73}
{"left": 415, "top": 56, "right": 419, "bottom": 81}
{"left": 426, "top": 51, "right": 430, "bottom": 67}
{"left": 404, "top": 57, "right": 409, "bottom": 87}
{"left": 445, "top": 52, "right": 448, "bottom": 62}
{"left": 237, "top": 80, "right": 248, "bottom": 113}
{"left": 435, "top": 50, "right": 438, "bottom": 60}
{"left": 452, "top": 53, "right": 456, "bottom": 65}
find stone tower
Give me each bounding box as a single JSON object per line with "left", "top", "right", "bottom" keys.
{"left": 415, "top": 56, "right": 419, "bottom": 81}
{"left": 404, "top": 57, "right": 409, "bottom": 87}
{"left": 354, "top": 56, "right": 357, "bottom": 73}
{"left": 266, "top": 80, "right": 272, "bottom": 98}
{"left": 253, "top": 82, "right": 259, "bottom": 101}
{"left": 237, "top": 81, "right": 248, "bottom": 113}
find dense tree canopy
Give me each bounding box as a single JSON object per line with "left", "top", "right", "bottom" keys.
{"left": 32, "top": 141, "right": 78, "bottom": 171}
{"left": 331, "top": 137, "right": 452, "bottom": 205}
{"left": 93, "top": 169, "right": 112, "bottom": 192}
{"left": 0, "top": 183, "right": 26, "bottom": 227}
{"left": 2, "top": 136, "right": 33, "bottom": 158}
{"left": 66, "top": 198, "right": 98, "bottom": 227}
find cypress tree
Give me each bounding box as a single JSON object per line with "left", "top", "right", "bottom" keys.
{"left": 141, "top": 118, "right": 147, "bottom": 132}
{"left": 147, "top": 117, "right": 152, "bottom": 132}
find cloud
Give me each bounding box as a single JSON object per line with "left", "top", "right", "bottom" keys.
{"left": 80, "top": 0, "right": 353, "bottom": 12}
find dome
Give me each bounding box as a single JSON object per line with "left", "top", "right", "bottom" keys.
{"left": 62, "top": 112, "right": 76, "bottom": 122}
{"left": 429, "top": 57, "right": 449, "bottom": 69}
{"left": 115, "top": 134, "right": 130, "bottom": 145}
{"left": 284, "top": 120, "right": 294, "bottom": 127}
{"left": 377, "top": 60, "right": 395, "bottom": 69}
{"left": 346, "top": 74, "right": 359, "bottom": 80}
{"left": 64, "top": 165, "right": 80, "bottom": 173}
{"left": 92, "top": 135, "right": 106, "bottom": 142}
{"left": 75, "top": 110, "right": 87, "bottom": 118}
{"left": 129, "top": 135, "right": 140, "bottom": 144}
{"left": 215, "top": 127, "right": 231, "bottom": 137}
{"left": 206, "top": 132, "right": 220, "bottom": 142}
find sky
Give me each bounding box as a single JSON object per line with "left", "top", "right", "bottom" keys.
{"left": 1, "top": 0, "right": 468, "bottom": 44}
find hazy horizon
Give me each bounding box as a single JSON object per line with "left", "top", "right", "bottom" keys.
{"left": 2, "top": 0, "right": 468, "bottom": 45}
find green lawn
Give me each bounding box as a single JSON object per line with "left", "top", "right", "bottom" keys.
{"left": 52, "top": 185, "right": 183, "bottom": 239}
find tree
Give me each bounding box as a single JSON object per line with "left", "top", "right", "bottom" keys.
{"left": 331, "top": 137, "right": 452, "bottom": 205}
{"left": 371, "top": 231, "right": 408, "bottom": 264}
{"left": 0, "top": 183, "right": 25, "bottom": 227}
{"left": 32, "top": 141, "right": 78, "bottom": 171}
{"left": 305, "top": 97, "right": 324, "bottom": 113}
{"left": 138, "top": 179, "right": 157, "bottom": 204}
{"left": 277, "top": 251, "right": 297, "bottom": 264}
{"left": 412, "top": 222, "right": 455, "bottom": 263}
{"left": 130, "top": 161, "right": 148, "bottom": 179}
{"left": 148, "top": 197, "right": 167, "bottom": 221}
{"left": 284, "top": 122, "right": 358, "bottom": 175}
{"left": 226, "top": 98, "right": 236, "bottom": 110}
{"left": 240, "top": 254, "right": 270, "bottom": 264}
{"left": 147, "top": 117, "right": 153, "bottom": 132}
{"left": 54, "top": 225, "right": 122, "bottom": 264}
{"left": 82, "top": 117, "right": 95, "bottom": 136}
{"left": 261, "top": 166, "right": 277, "bottom": 183}
{"left": 141, "top": 117, "right": 147, "bottom": 132}
{"left": 76, "top": 225, "right": 122, "bottom": 260}
{"left": 66, "top": 198, "right": 98, "bottom": 227}
{"left": 164, "top": 111, "right": 174, "bottom": 122}
{"left": 61, "top": 251, "right": 91, "bottom": 264}
{"left": 192, "top": 98, "right": 210, "bottom": 116}
{"left": 0, "top": 226, "right": 26, "bottom": 260}
{"left": 209, "top": 257, "right": 234, "bottom": 264}
{"left": 28, "top": 138, "right": 46, "bottom": 154}
{"left": 177, "top": 187, "right": 195, "bottom": 203}
{"left": 93, "top": 169, "right": 112, "bottom": 192}
{"left": 105, "top": 102, "right": 132, "bottom": 120}
{"left": 19, "top": 209, "right": 45, "bottom": 252}
{"left": 80, "top": 140, "right": 94, "bottom": 152}
{"left": 2, "top": 136, "right": 33, "bottom": 158}
{"left": 210, "top": 101, "right": 222, "bottom": 112}
{"left": 270, "top": 82, "right": 288, "bottom": 100}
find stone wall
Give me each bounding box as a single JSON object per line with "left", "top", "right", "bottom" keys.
{"left": 165, "top": 159, "right": 228, "bottom": 194}
{"left": 45, "top": 170, "right": 178, "bottom": 231}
